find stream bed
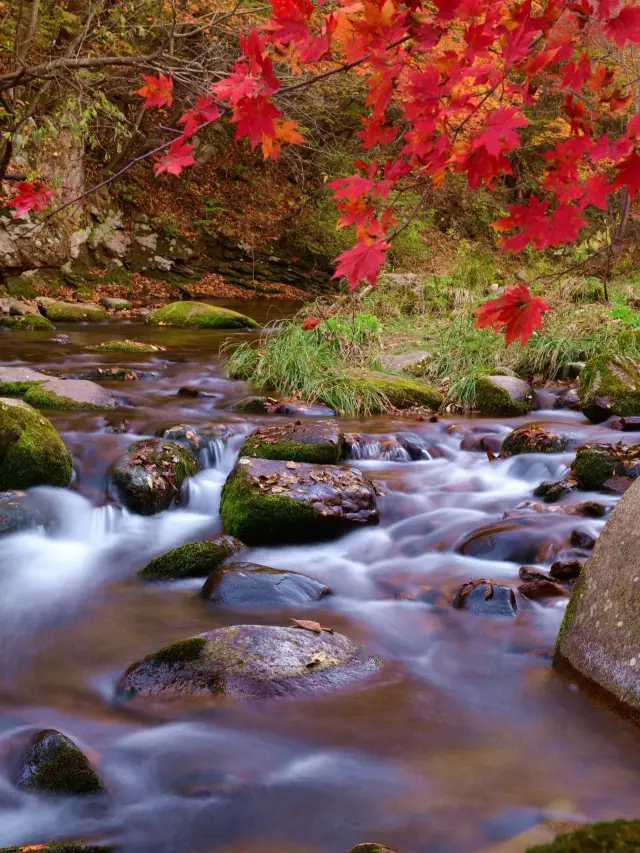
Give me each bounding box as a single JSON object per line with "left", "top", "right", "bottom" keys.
{"left": 0, "top": 299, "right": 639, "bottom": 853}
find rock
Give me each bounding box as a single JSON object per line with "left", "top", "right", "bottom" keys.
{"left": 138, "top": 535, "right": 244, "bottom": 580}
{"left": 74, "top": 367, "right": 141, "bottom": 382}
{"left": 344, "top": 433, "right": 428, "bottom": 461}
{"left": 9, "top": 300, "right": 38, "bottom": 316}
{"left": 16, "top": 729, "right": 105, "bottom": 795}
{"left": 578, "top": 355, "right": 640, "bottom": 423}
{"left": 574, "top": 501, "right": 608, "bottom": 518}
{"left": 570, "top": 528, "right": 596, "bottom": 550}
{"left": 240, "top": 421, "right": 345, "bottom": 464}
{"left": 345, "top": 846, "right": 401, "bottom": 853}
{"left": 116, "top": 625, "right": 382, "bottom": 700}
{"left": 533, "top": 478, "right": 577, "bottom": 503}
{"left": 452, "top": 579, "right": 517, "bottom": 617}
{"left": 571, "top": 443, "right": 640, "bottom": 491}
{"left": 475, "top": 375, "right": 533, "bottom": 416}
{"left": 518, "top": 579, "right": 568, "bottom": 600}
{"left": 275, "top": 401, "right": 337, "bottom": 417}
{"left": 145, "top": 301, "right": 258, "bottom": 329}
{"left": 155, "top": 423, "right": 232, "bottom": 456}
{"left": 0, "top": 399, "right": 73, "bottom": 490}
{"left": 612, "top": 416, "right": 640, "bottom": 431}
{"left": 0, "top": 844, "right": 112, "bottom": 853}
{"left": 550, "top": 559, "right": 583, "bottom": 580}
{"left": 501, "top": 424, "right": 570, "bottom": 456}
{"left": 49, "top": 334, "right": 70, "bottom": 344}
{"left": 110, "top": 438, "right": 201, "bottom": 515}
{"left": 199, "top": 562, "right": 331, "bottom": 606}
{"left": 0, "top": 366, "right": 118, "bottom": 410}
{"left": 554, "top": 389, "right": 581, "bottom": 411}
{"left": 220, "top": 457, "right": 379, "bottom": 545}
{"left": 42, "top": 302, "right": 107, "bottom": 323}
{"left": 456, "top": 518, "right": 569, "bottom": 564}
{"left": 519, "top": 566, "right": 554, "bottom": 583}
{"left": 0, "top": 314, "right": 55, "bottom": 331}
{"left": 559, "top": 362, "right": 585, "bottom": 379}
{"left": 36, "top": 296, "right": 57, "bottom": 308}
{"left": 100, "top": 297, "right": 131, "bottom": 310}
{"left": 87, "top": 339, "right": 161, "bottom": 352}
{"left": 379, "top": 349, "right": 432, "bottom": 376}
{"left": 229, "top": 395, "right": 276, "bottom": 414}
{"left": 177, "top": 386, "right": 217, "bottom": 398}
{"left": 0, "top": 490, "right": 39, "bottom": 536}
{"left": 524, "top": 820, "right": 640, "bottom": 852}
{"left": 346, "top": 371, "right": 443, "bottom": 411}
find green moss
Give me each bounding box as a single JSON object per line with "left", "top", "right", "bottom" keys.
{"left": 23, "top": 736, "right": 105, "bottom": 796}
{"left": 579, "top": 355, "right": 640, "bottom": 421}
{"left": 87, "top": 339, "right": 160, "bottom": 352}
{"left": 555, "top": 569, "right": 585, "bottom": 653}
{"left": 145, "top": 301, "right": 258, "bottom": 329}
{"left": 138, "top": 537, "right": 242, "bottom": 580}
{"left": 526, "top": 820, "right": 640, "bottom": 852}
{"left": 347, "top": 372, "right": 443, "bottom": 411}
{"left": 44, "top": 302, "right": 107, "bottom": 322}
{"left": 0, "top": 400, "right": 73, "bottom": 489}
{"left": 11, "top": 315, "right": 55, "bottom": 331}
{"left": 229, "top": 396, "right": 271, "bottom": 413}
{"left": 572, "top": 446, "right": 620, "bottom": 490}
{"left": 23, "top": 386, "right": 111, "bottom": 411}
{"left": 145, "top": 636, "right": 207, "bottom": 665}
{"left": 241, "top": 435, "right": 344, "bottom": 464}
{"left": 220, "top": 465, "right": 317, "bottom": 545}
{"left": 0, "top": 380, "right": 40, "bottom": 396}
{"left": 475, "top": 376, "right": 531, "bottom": 416}
{"left": 0, "top": 317, "right": 17, "bottom": 329}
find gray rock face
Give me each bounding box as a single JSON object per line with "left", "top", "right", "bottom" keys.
{"left": 200, "top": 562, "right": 331, "bottom": 607}
{"left": 116, "top": 625, "right": 382, "bottom": 700}
{"left": 379, "top": 350, "right": 431, "bottom": 376}
{"left": 556, "top": 477, "right": 640, "bottom": 712}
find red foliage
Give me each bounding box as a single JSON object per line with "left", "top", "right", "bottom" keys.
{"left": 9, "top": 181, "right": 55, "bottom": 218}
{"left": 154, "top": 139, "right": 196, "bottom": 176}
{"left": 474, "top": 284, "right": 550, "bottom": 346}
{"left": 134, "top": 73, "right": 174, "bottom": 108}
{"left": 302, "top": 316, "right": 322, "bottom": 330}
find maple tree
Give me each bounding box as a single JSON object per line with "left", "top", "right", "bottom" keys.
{"left": 8, "top": 0, "right": 640, "bottom": 343}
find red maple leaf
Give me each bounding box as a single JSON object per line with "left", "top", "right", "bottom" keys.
{"left": 10, "top": 181, "right": 55, "bottom": 218}
{"left": 604, "top": 2, "right": 640, "bottom": 46}
{"left": 302, "top": 316, "right": 322, "bottom": 330}
{"left": 154, "top": 139, "right": 196, "bottom": 176}
{"left": 134, "top": 73, "right": 174, "bottom": 108}
{"left": 474, "top": 284, "right": 550, "bottom": 346}
{"left": 232, "top": 95, "right": 282, "bottom": 150}
{"left": 332, "top": 238, "right": 389, "bottom": 289}
{"left": 612, "top": 152, "right": 640, "bottom": 199}
{"left": 177, "top": 96, "right": 220, "bottom": 137}
{"left": 471, "top": 108, "right": 530, "bottom": 157}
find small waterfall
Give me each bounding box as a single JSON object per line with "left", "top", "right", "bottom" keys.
{"left": 200, "top": 438, "right": 227, "bottom": 469}
{"left": 346, "top": 435, "right": 430, "bottom": 462}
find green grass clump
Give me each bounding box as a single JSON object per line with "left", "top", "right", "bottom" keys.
{"left": 526, "top": 820, "right": 640, "bottom": 852}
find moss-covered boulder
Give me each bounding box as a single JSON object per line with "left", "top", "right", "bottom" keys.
{"left": 116, "top": 624, "right": 382, "bottom": 700}
{"left": 571, "top": 443, "right": 640, "bottom": 491}
{"left": 579, "top": 355, "right": 640, "bottom": 423}
{"left": 241, "top": 421, "right": 345, "bottom": 464}
{"left": 526, "top": 820, "right": 640, "bottom": 852}
{"left": 145, "top": 301, "right": 258, "bottom": 330}
{"left": 345, "top": 845, "right": 401, "bottom": 853}
{"left": 17, "top": 729, "right": 105, "bottom": 795}
{"left": 138, "top": 535, "right": 243, "bottom": 580}
{"left": 533, "top": 478, "right": 577, "bottom": 503}
{"left": 0, "top": 844, "right": 113, "bottom": 853}
{"left": 0, "top": 314, "right": 55, "bottom": 331}
{"left": 475, "top": 375, "right": 533, "bottom": 416}
{"left": 0, "top": 490, "right": 38, "bottom": 536}
{"left": 0, "top": 366, "right": 118, "bottom": 410}
{"left": 347, "top": 371, "right": 443, "bottom": 411}
{"left": 110, "top": 438, "right": 201, "bottom": 515}
{"left": 100, "top": 297, "right": 131, "bottom": 310}
{"left": 0, "top": 399, "right": 73, "bottom": 490}
{"left": 87, "top": 339, "right": 161, "bottom": 352}
{"left": 220, "top": 457, "right": 379, "bottom": 545}
{"left": 379, "top": 350, "right": 431, "bottom": 376}
{"left": 42, "top": 302, "right": 107, "bottom": 323}
{"left": 200, "top": 561, "right": 331, "bottom": 606}
{"left": 501, "top": 424, "right": 571, "bottom": 456}
{"left": 229, "top": 395, "right": 277, "bottom": 414}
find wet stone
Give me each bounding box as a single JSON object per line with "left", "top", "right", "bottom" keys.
{"left": 501, "top": 424, "right": 571, "bottom": 456}
{"left": 0, "top": 845, "right": 113, "bottom": 853}
{"left": 456, "top": 519, "right": 569, "bottom": 564}
{"left": 177, "top": 386, "right": 218, "bottom": 398}
{"left": 138, "top": 535, "right": 244, "bottom": 581}
{"left": 240, "top": 420, "right": 345, "bottom": 464}
{"left": 156, "top": 423, "right": 233, "bottom": 456}
{"left": 570, "top": 528, "right": 597, "bottom": 550}
{"left": 0, "top": 490, "right": 38, "bottom": 536}
{"left": 554, "top": 389, "right": 581, "bottom": 411}
{"left": 17, "top": 729, "right": 105, "bottom": 796}
{"left": 275, "top": 401, "right": 337, "bottom": 417}
{"left": 199, "top": 561, "right": 331, "bottom": 606}
{"left": 533, "top": 478, "right": 577, "bottom": 503}
{"left": 518, "top": 566, "right": 554, "bottom": 583}
{"left": 116, "top": 625, "right": 382, "bottom": 700}
{"left": 452, "top": 579, "right": 517, "bottom": 617}
{"left": 518, "top": 579, "right": 568, "bottom": 600}
{"left": 229, "top": 395, "right": 277, "bottom": 414}
{"left": 550, "top": 559, "right": 584, "bottom": 581}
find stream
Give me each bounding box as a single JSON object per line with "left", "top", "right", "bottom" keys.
{"left": 0, "top": 298, "right": 639, "bottom": 853}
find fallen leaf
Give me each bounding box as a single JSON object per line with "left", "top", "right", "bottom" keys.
{"left": 290, "top": 618, "right": 334, "bottom": 634}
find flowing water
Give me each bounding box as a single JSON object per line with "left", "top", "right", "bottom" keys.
{"left": 0, "top": 299, "right": 639, "bottom": 853}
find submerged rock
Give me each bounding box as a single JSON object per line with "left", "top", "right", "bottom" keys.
{"left": 475, "top": 375, "right": 533, "bottom": 417}
{"left": 570, "top": 528, "right": 596, "bottom": 550}
{"left": 554, "top": 389, "right": 581, "bottom": 411}
{"left": 110, "top": 438, "right": 201, "bottom": 515}
{"left": 456, "top": 518, "right": 569, "bottom": 564}
{"left": 17, "top": 729, "right": 105, "bottom": 795}
{"left": 525, "top": 819, "right": 640, "bottom": 852}
{"left": 501, "top": 424, "right": 570, "bottom": 456}
{"left": 220, "top": 457, "right": 379, "bottom": 545}
{"left": 0, "top": 490, "right": 38, "bottom": 536}
{"left": 116, "top": 625, "right": 382, "bottom": 700}
{"left": 579, "top": 355, "right": 640, "bottom": 423}
{"left": 138, "top": 536, "right": 243, "bottom": 580}
{"left": 452, "top": 579, "right": 517, "bottom": 617}
{"left": 200, "top": 562, "right": 331, "bottom": 606}
{"left": 42, "top": 302, "right": 106, "bottom": 323}
{"left": 0, "top": 399, "right": 73, "bottom": 490}
{"left": 533, "top": 479, "right": 577, "bottom": 503}
{"left": 145, "top": 301, "right": 258, "bottom": 329}
{"left": 240, "top": 420, "right": 345, "bottom": 464}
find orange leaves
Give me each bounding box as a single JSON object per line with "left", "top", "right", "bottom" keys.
{"left": 261, "top": 119, "right": 306, "bottom": 160}
{"left": 134, "top": 73, "right": 173, "bottom": 108}
{"left": 474, "top": 284, "right": 550, "bottom": 347}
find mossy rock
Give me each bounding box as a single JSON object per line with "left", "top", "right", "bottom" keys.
{"left": 241, "top": 421, "right": 345, "bottom": 464}
{"left": 475, "top": 375, "right": 533, "bottom": 416}
{"left": 0, "top": 315, "right": 55, "bottom": 331}
{"left": 0, "top": 398, "right": 73, "bottom": 490}
{"left": 571, "top": 444, "right": 638, "bottom": 491}
{"left": 533, "top": 478, "right": 577, "bottom": 503}
{"left": 579, "top": 355, "right": 640, "bottom": 423}
{"left": 17, "top": 729, "right": 105, "bottom": 796}
{"left": 229, "top": 395, "right": 275, "bottom": 414}
{"left": 501, "top": 424, "right": 570, "bottom": 456}
{"left": 138, "top": 535, "right": 244, "bottom": 580}
{"left": 87, "top": 339, "right": 161, "bottom": 353}
{"left": 347, "top": 371, "right": 443, "bottom": 411}
{"left": 43, "top": 302, "right": 107, "bottom": 323}
{"left": 110, "top": 438, "right": 201, "bottom": 515}
{"left": 345, "top": 845, "right": 402, "bottom": 853}
{"left": 23, "top": 379, "right": 118, "bottom": 411}
{"left": 145, "top": 301, "right": 258, "bottom": 330}
{"left": 526, "top": 820, "right": 640, "bottom": 852}
{"left": 0, "top": 844, "right": 113, "bottom": 852}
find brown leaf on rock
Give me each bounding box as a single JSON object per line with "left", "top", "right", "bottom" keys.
{"left": 290, "top": 618, "right": 334, "bottom": 634}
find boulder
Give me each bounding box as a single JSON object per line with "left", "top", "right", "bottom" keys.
{"left": 220, "top": 457, "right": 379, "bottom": 545}
{"left": 533, "top": 478, "right": 577, "bottom": 503}
{"left": 554, "top": 389, "right": 581, "bottom": 411}
{"left": 456, "top": 518, "right": 570, "bottom": 564}
{"left": 229, "top": 395, "right": 277, "bottom": 414}
{"left": 138, "top": 535, "right": 243, "bottom": 580}
{"left": 501, "top": 424, "right": 571, "bottom": 456}
{"left": 110, "top": 438, "right": 201, "bottom": 515}
{"left": 42, "top": 302, "right": 107, "bottom": 322}
{"left": 155, "top": 423, "right": 232, "bottom": 456}
{"left": 550, "top": 558, "right": 583, "bottom": 580}
{"left": 87, "top": 339, "right": 161, "bottom": 352}
{"left": 570, "top": 528, "right": 596, "bottom": 549}
{"left": 100, "top": 297, "right": 131, "bottom": 310}
{"left": 475, "top": 375, "right": 533, "bottom": 416}
{"left": 74, "top": 367, "right": 142, "bottom": 382}
{"left": 240, "top": 421, "right": 345, "bottom": 464}
{"left": 275, "top": 401, "right": 336, "bottom": 417}
{"left": 0, "top": 490, "right": 38, "bottom": 536}
{"left": 116, "top": 625, "right": 382, "bottom": 700}
{"left": 0, "top": 314, "right": 55, "bottom": 331}
{"left": 199, "top": 562, "right": 331, "bottom": 606}
{"left": 379, "top": 349, "right": 431, "bottom": 376}
{"left": 16, "top": 729, "right": 105, "bottom": 795}
{"left": 0, "top": 366, "right": 118, "bottom": 410}
{"left": 518, "top": 578, "right": 568, "bottom": 600}
{"left": 556, "top": 477, "right": 640, "bottom": 713}
{"left": 579, "top": 355, "right": 640, "bottom": 423}
{"left": 347, "top": 371, "right": 443, "bottom": 411}
{"left": 145, "top": 301, "right": 258, "bottom": 329}
{"left": 452, "top": 579, "right": 517, "bottom": 617}
{"left": 0, "top": 399, "right": 73, "bottom": 490}
{"left": 525, "top": 820, "right": 640, "bottom": 852}
{"left": 571, "top": 443, "right": 640, "bottom": 491}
